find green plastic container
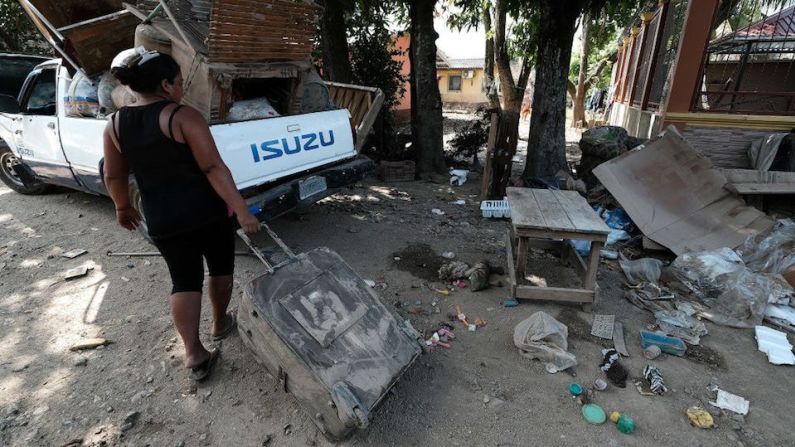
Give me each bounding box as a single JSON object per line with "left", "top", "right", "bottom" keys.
{"left": 617, "top": 415, "right": 635, "bottom": 434}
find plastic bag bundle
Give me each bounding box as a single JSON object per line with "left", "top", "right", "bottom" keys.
{"left": 65, "top": 73, "right": 99, "bottom": 117}
{"left": 227, "top": 97, "right": 280, "bottom": 122}
{"left": 620, "top": 258, "right": 664, "bottom": 285}
{"left": 513, "top": 312, "right": 577, "bottom": 373}
{"left": 666, "top": 248, "right": 745, "bottom": 300}
{"left": 739, "top": 219, "right": 795, "bottom": 275}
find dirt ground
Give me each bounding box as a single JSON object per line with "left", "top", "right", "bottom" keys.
{"left": 2, "top": 118, "right": 794, "bottom": 446}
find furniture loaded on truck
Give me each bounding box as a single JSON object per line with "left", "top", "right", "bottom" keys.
{"left": 0, "top": 0, "right": 383, "bottom": 238}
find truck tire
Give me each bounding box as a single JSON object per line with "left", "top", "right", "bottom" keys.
{"left": 128, "top": 177, "right": 154, "bottom": 243}
{"left": 0, "top": 146, "right": 51, "bottom": 195}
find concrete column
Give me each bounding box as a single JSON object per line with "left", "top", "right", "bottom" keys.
{"left": 662, "top": 0, "right": 720, "bottom": 126}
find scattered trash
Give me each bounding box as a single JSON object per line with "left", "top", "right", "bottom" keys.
{"left": 449, "top": 169, "right": 469, "bottom": 186}
{"left": 592, "top": 378, "right": 608, "bottom": 391}
{"left": 709, "top": 389, "right": 750, "bottom": 416}
{"left": 613, "top": 413, "right": 636, "bottom": 434}
{"left": 453, "top": 279, "right": 468, "bottom": 289}
{"left": 654, "top": 310, "right": 708, "bottom": 345}
{"left": 69, "top": 338, "right": 111, "bottom": 351}
{"left": 643, "top": 345, "right": 662, "bottom": 360}
{"left": 61, "top": 249, "right": 87, "bottom": 259}
{"left": 686, "top": 406, "right": 714, "bottom": 429}
{"left": 467, "top": 261, "right": 491, "bottom": 291}
{"left": 600, "top": 348, "right": 628, "bottom": 388}
{"left": 450, "top": 200, "right": 466, "bottom": 205}
{"left": 619, "top": 258, "right": 664, "bottom": 286}
{"left": 513, "top": 312, "right": 577, "bottom": 373}
{"left": 480, "top": 199, "right": 510, "bottom": 218}
{"left": 601, "top": 208, "right": 632, "bottom": 231}
{"left": 612, "top": 322, "right": 630, "bottom": 357}
{"left": 502, "top": 299, "right": 519, "bottom": 308}
{"left": 364, "top": 279, "right": 376, "bottom": 288}
{"left": 738, "top": 219, "right": 795, "bottom": 277}
{"left": 431, "top": 208, "right": 446, "bottom": 216}
{"left": 569, "top": 383, "right": 583, "bottom": 396}
{"left": 441, "top": 251, "right": 456, "bottom": 259}
{"left": 600, "top": 249, "right": 619, "bottom": 260}
{"left": 425, "top": 323, "right": 456, "bottom": 350}
{"left": 590, "top": 314, "right": 615, "bottom": 339}
{"left": 438, "top": 261, "right": 470, "bottom": 281}
{"left": 764, "top": 304, "right": 795, "bottom": 331}
{"left": 64, "top": 264, "right": 93, "bottom": 280}
{"left": 582, "top": 404, "right": 607, "bottom": 425}
{"left": 754, "top": 325, "right": 795, "bottom": 365}
{"left": 640, "top": 331, "right": 686, "bottom": 357}
{"left": 632, "top": 379, "right": 656, "bottom": 397}
{"left": 643, "top": 365, "right": 667, "bottom": 395}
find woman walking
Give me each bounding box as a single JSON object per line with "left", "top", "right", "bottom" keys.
{"left": 103, "top": 48, "right": 260, "bottom": 380}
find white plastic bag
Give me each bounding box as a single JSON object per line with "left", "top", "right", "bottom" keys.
{"left": 227, "top": 97, "right": 280, "bottom": 122}
{"left": 513, "top": 312, "right": 577, "bottom": 373}
{"left": 65, "top": 73, "right": 99, "bottom": 117}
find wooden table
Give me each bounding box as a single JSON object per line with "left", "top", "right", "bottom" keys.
{"left": 506, "top": 187, "right": 611, "bottom": 311}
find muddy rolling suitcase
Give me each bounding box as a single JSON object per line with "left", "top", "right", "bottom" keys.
{"left": 236, "top": 227, "right": 425, "bottom": 441}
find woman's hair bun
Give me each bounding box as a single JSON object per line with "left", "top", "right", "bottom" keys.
{"left": 111, "top": 65, "right": 137, "bottom": 87}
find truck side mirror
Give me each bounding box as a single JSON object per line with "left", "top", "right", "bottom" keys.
{"left": 0, "top": 95, "right": 20, "bottom": 114}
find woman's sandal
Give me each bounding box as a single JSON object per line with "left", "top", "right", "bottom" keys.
{"left": 211, "top": 313, "right": 237, "bottom": 341}
{"left": 189, "top": 348, "right": 220, "bottom": 382}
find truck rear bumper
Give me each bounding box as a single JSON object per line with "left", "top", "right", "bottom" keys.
{"left": 245, "top": 155, "right": 374, "bottom": 221}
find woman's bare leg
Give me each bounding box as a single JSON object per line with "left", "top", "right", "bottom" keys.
{"left": 208, "top": 275, "right": 234, "bottom": 335}
{"left": 170, "top": 291, "right": 209, "bottom": 368}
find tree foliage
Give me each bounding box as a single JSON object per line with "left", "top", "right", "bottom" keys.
{"left": 0, "top": 0, "right": 48, "bottom": 54}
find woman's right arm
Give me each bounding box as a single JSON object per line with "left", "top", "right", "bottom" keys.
{"left": 175, "top": 107, "right": 260, "bottom": 233}
{"left": 103, "top": 120, "right": 140, "bottom": 230}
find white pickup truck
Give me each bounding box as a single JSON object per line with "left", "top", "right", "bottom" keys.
{"left": 0, "top": 59, "right": 379, "bottom": 235}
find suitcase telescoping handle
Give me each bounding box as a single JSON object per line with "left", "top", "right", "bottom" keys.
{"left": 236, "top": 220, "right": 297, "bottom": 272}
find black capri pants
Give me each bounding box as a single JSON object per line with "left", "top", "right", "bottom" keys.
{"left": 152, "top": 218, "right": 235, "bottom": 294}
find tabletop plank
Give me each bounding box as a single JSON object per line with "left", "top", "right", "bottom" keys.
{"left": 507, "top": 187, "right": 548, "bottom": 229}
{"left": 551, "top": 189, "right": 612, "bottom": 234}
{"left": 507, "top": 187, "right": 611, "bottom": 235}
{"left": 531, "top": 189, "right": 576, "bottom": 231}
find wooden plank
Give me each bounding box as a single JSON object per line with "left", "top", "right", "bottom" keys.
{"left": 531, "top": 189, "right": 576, "bottom": 232}
{"left": 514, "top": 228, "right": 607, "bottom": 242}
{"left": 727, "top": 183, "right": 795, "bottom": 195}
{"left": 506, "top": 187, "right": 548, "bottom": 230}
{"left": 515, "top": 286, "right": 594, "bottom": 303}
{"left": 613, "top": 322, "right": 630, "bottom": 357}
{"left": 550, "top": 189, "right": 611, "bottom": 234}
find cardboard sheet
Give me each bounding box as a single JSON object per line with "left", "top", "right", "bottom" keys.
{"left": 593, "top": 127, "right": 773, "bottom": 255}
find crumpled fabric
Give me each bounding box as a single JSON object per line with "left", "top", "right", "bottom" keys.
{"left": 513, "top": 312, "right": 577, "bottom": 373}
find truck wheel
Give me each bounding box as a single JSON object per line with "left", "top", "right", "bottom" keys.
{"left": 0, "top": 146, "right": 51, "bottom": 195}
{"left": 128, "top": 177, "right": 153, "bottom": 243}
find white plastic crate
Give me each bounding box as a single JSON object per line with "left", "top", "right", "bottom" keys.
{"left": 480, "top": 199, "right": 510, "bottom": 218}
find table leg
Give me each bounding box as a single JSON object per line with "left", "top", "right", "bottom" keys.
{"left": 515, "top": 237, "right": 529, "bottom": 282}
{"left": 584, "top": 241, "right": 603, "bottom": 290}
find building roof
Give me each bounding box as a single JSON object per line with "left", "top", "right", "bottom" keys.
{"left": 445, "top": 58, "right": 484, "bottom": 69}
{"left": 710, "top": 5, "right": 795, "bottom": 54}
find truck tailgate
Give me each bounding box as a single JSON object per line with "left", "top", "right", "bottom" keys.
{"left": 212, "top": 109, "right": 356, "bottom": 190}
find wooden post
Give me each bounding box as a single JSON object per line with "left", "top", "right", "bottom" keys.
{"left": 480, "top": 112, "right": 500, "bottom": 199}
{"left": 619, "top": 36, "right": 633, "bottom": 102}
{"left": 629, "top": 14, "right": 655, "bottom": 105}
{"left": 641, "top": 0, "right": 670, "bottom": 110}
{"left": 661, "top": 0, "right": 720, "bottom": 128}
{"left": 625, "top": 26, "right": 642, "bottom": 105}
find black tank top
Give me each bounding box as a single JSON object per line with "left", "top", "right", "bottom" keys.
{"left": 114, "top": 101, "right": 227, "bottom": 239}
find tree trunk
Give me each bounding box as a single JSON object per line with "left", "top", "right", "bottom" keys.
{"left": 410, "top": 0, "right": 446, "bottom": 177}
{"left": 571, "top": 14, "right": 590, "bottom": 129}
{"left": 482, "top": 6, "right": 500, "bottom": 110}
{"left": 523, "top": 1, "right": 579, "bottom": 180}
{"left": 319, "top": 0, "right": 352, "bottom": 83}
{"left": 481, "top": 0, "right": 529, "bottom": 198}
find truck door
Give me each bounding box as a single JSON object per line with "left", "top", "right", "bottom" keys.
{"left": 17, "top": 66, "right": 79, "bottom": 188}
